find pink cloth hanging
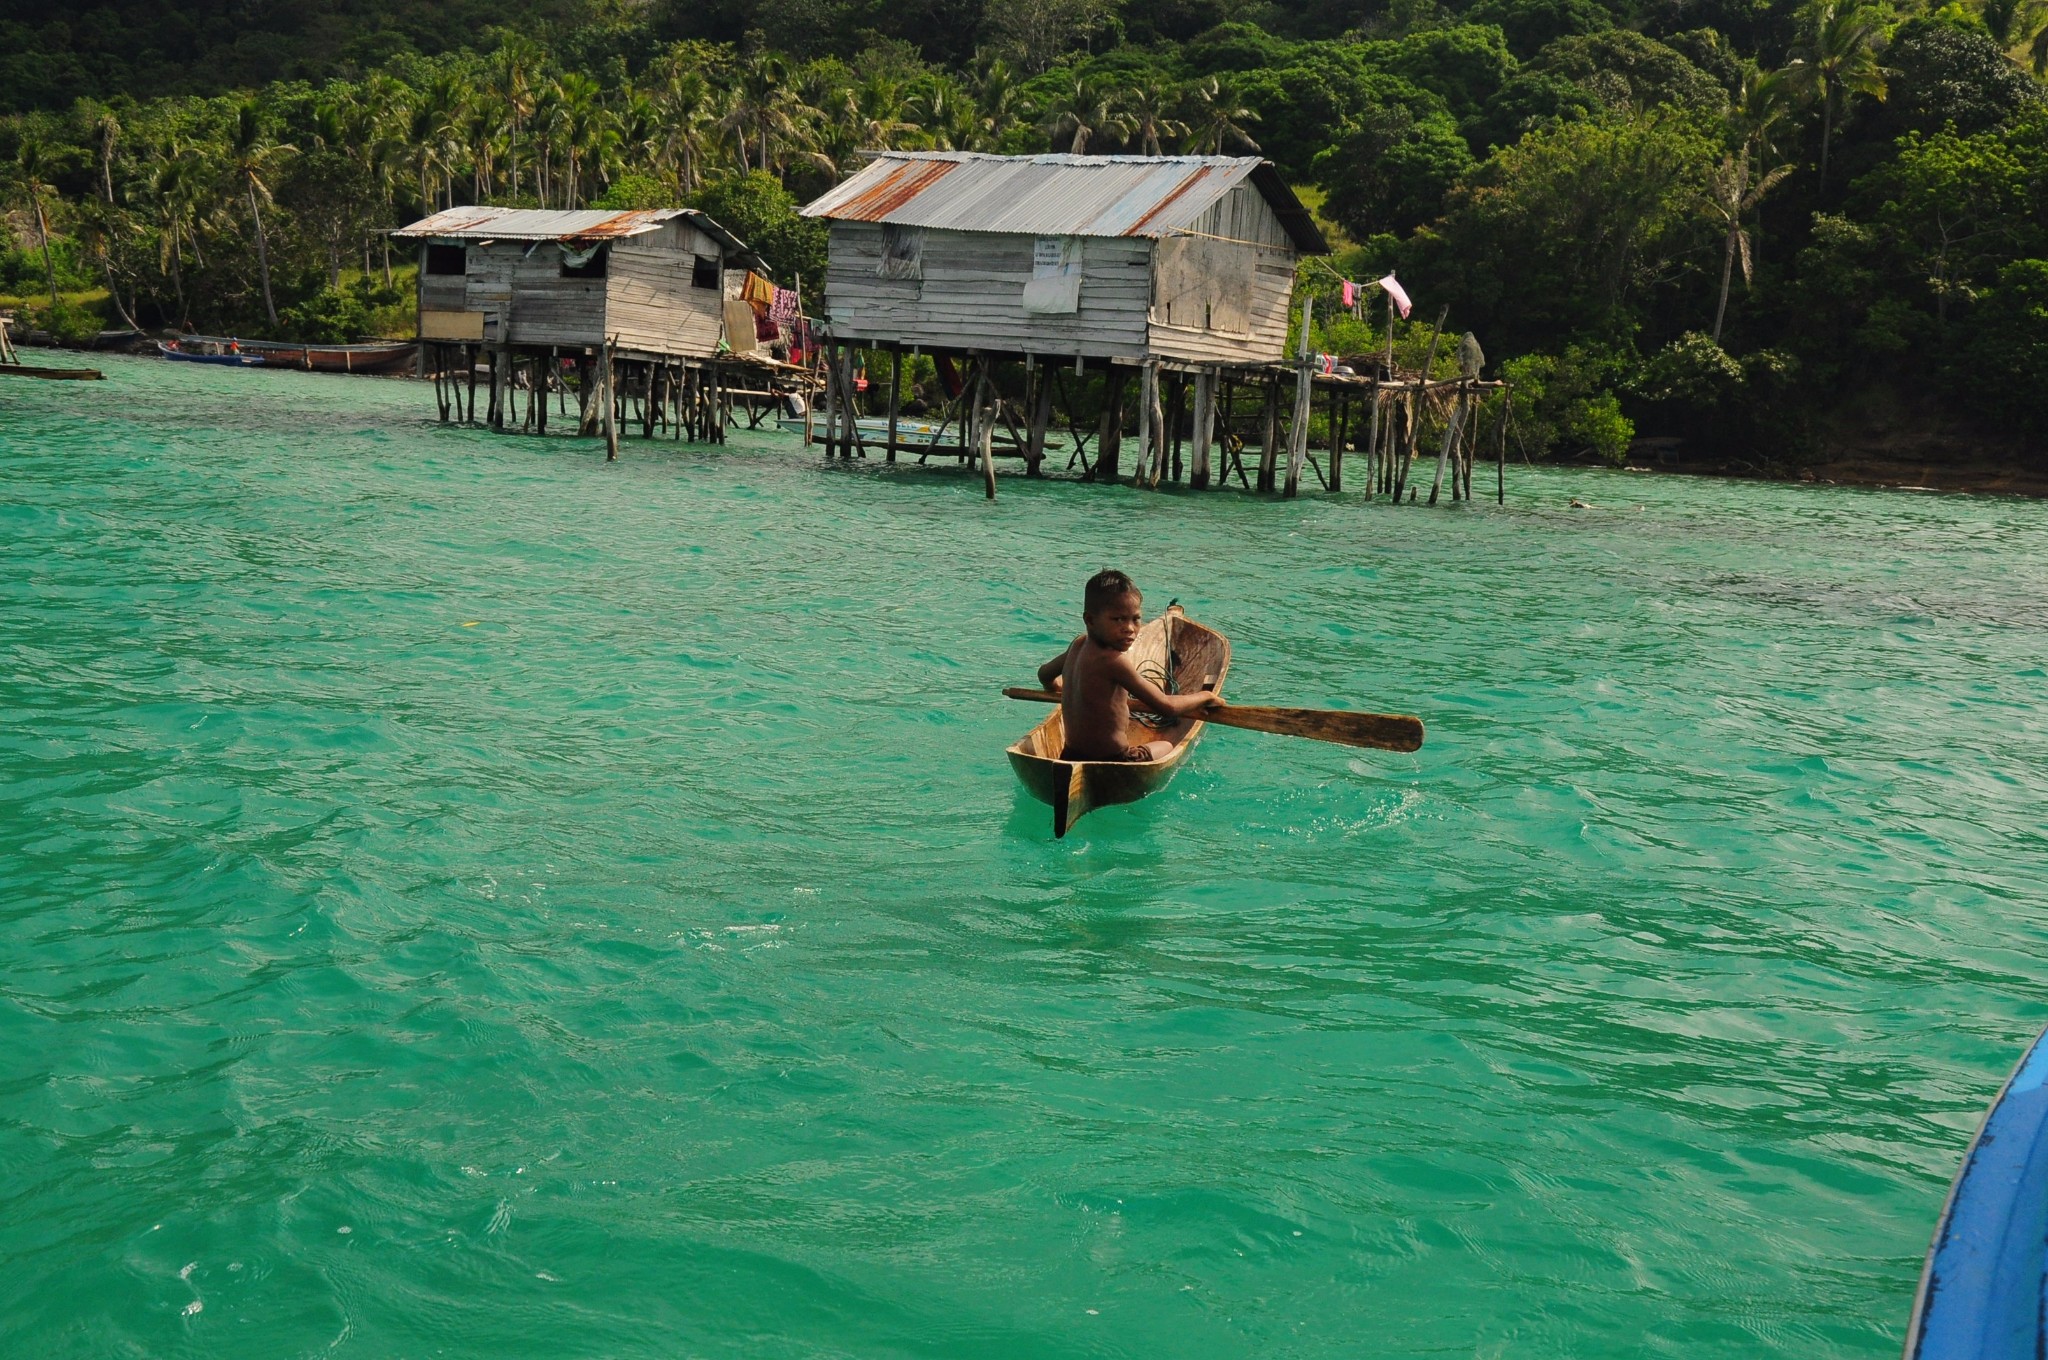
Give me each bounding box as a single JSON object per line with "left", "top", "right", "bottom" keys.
{"left": 1378, "top": 273, "right": 1413, "bottom": 319}
{"left": 1342, "top": 280, "right": 1357, "bottom": 309}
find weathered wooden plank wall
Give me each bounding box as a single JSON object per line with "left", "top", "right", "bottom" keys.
{"left": 824, "top": 225, "right": 1151, "bottom": 356}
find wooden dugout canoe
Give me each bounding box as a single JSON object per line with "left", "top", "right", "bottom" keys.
{"left": 1006, "top": 604, "right": 1231, "bottom": 838}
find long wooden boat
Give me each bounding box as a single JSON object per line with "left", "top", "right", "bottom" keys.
{"left": 1904, "top": 1022, "right": 2048, "bottom": 1358}
{"left": 159, "top": 336, "right": 417, "bottom": 373}
{"left": 1006, "top": 603, "right": 1231, "bottom": 838}
{"left": 0, "top": 362, "right": 103, "bottom": 380}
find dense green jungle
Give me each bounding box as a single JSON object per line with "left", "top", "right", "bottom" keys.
{"left": 5, "top": 0, "right": 2047, "bottom": 473}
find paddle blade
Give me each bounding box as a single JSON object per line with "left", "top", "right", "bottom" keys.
{"left": 1004, "top": 687, "right": 1060, "bottom": 703}
{"left": 1208, "top": 704, "right": 1424, "bottom": 753}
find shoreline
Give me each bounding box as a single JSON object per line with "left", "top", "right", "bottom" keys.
{"left": 1607, "top": 455, "right": 2048, "bottom": 501}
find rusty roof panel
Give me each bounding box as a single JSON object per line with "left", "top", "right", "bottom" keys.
{"left": 391, "top": 207, "right": 683, "bottom": 243}
{"left": 800, "top": 152, "right": 1325, "bottom": 252}
{"left": 830, "top": 158, "right": 964, "bottom": 221}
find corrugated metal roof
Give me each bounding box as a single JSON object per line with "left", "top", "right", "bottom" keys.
{"left": 391, "top": 207, "right": 684, "bottom": 242}
{"left": 389, "top": 205, "right": 767, "bottom": 270}
{"left": 800, "top": 153, "right": 1328, "bottom": 254}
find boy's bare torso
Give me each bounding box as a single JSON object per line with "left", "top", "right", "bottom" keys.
{"left": 1059, "top": 635, "right": 1142, "bottom": 761}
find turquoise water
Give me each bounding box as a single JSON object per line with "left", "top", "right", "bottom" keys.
{"left": 5, "top": 356, "right": 2047, "bottom": 1358}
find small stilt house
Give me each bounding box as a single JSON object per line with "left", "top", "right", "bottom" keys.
{"left": 801, "top": 152, "right": 1327, "bottom": 365}
{"left": 390, "top": 206, "right": 785, "bottom": 453}
{"left": 393, "top": 206, "right": 762, "bottom": 357}
{"left": 798, "top": 153, "right": 1330, "bottom": 495}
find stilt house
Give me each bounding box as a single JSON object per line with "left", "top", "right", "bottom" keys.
{"left": 392, "top": 206, "right": 763, "bottom": 359}
{"left": 800, "top": 152, "right": 1328, "bottom": 364}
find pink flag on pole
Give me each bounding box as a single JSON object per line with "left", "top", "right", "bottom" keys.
{"left": 1379, "top": 273, "right": 1413, "bottom": 319}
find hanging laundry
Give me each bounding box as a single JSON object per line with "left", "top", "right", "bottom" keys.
{"left": 754, "top": 310, "right": 779, "bottom": 342}
{"left": 769, "top": 286, "right": 800, "bottom": 324}
{"left": 1378, "top": 273, "right": 1413, "bottom": 319}
{"left": 1341, "top": 280, "right": 1357, "bottom": 309}
{"left": 741, "top": 271, "right": 776, "bottom": 313}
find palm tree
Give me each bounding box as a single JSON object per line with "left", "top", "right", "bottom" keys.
{"left": 76, "top": 100, "right": 123, "bottom": 204}
{"left": 1042, "top": 78, "right": 1125, "bottom": 155}
{"left": 971, "top": 60, "right": 1025, "bottom": 148}
{"left": 648, "top": 58, "right": 716, "bottom": 192}
{"left": 1183, "top": 76, "right": 1260, "bottom": 154}
{"left": 849, "top": 75, "right": 920, "bottom": 151}
{"left": 1792, "top": 0, "right": 1888, "bottom": 192}
{"left": 493, "top": 35, "right": 541, "bottom": 200}
{"left": 1728, "top": 64, "right": 1803, "bottom": 165}
{"left": 551, "top": 72, "right": 611, "bottom": 207}
{"left": 1706, "top": 147, "right": 1794, "bottom": 342}
{"left": 720, "top": 50, "right": 803, "bottom": 173}
{"left": 1124, "top": 81, "right": 1187, "bottom": 156}
{"left": 225, "top": 99, "right": 295, "bottom": 328}
{"left": 73, "top": 198, "right": 144, "bottom": 330}
{"left": 907, "top": 76, "right": 979, "bottom": 151}
{"left": 9, "top": 133, "right": 65, "bottom": 306}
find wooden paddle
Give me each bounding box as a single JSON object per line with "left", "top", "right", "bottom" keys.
{"left": 1001, "top": 688, "right": 1424, "bottom": 753}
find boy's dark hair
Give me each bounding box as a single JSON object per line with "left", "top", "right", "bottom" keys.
{"left": 1084, "top": 569, "right": 1138, "bottom": 614}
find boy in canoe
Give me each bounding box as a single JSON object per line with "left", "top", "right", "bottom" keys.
{"left": 1037, "top": 569, "right": 1218, "bottom": 762}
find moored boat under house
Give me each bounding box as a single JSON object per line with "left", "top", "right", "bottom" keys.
{"left": 802, "top": 152, "right": 1509, "bottom": 502}
{"left": 393, "top": 206, "right": 807, "bottom": 456}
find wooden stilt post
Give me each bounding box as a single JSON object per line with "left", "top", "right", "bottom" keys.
{"left": 1189, "top": 368, "right": 1216, "bottom": 490}
{"left": 1497, "top": 388, "right": 1511, "bottom": 504}
{"left": 488, "top": 348, "right": 504, "bottom": 431}
{"left": 1027, "top": 356, "right": 1054, "bottom": 477}
{"left": 972, "top": 354, "right": 997, "bottom": 499}
{"left": 1362, "top": 385, "right": 1382, "bottom": 499}
{"left": 1095, "top": 367, "right": 1126, "bottom": 483}
{"left": 1395, "top": 308, "right": 1448, "bottom": 502}
{"left": 465, "top": 344, "right": 478, "bottom": 424}
{"left": 821, "top": 340, "right": 838, "bottom": 457}
{"left": 1283, "top": 295, "right": 1315, "bottom": 498}
{"left": 1428, "top": 382, "right": 1465, "bottom": 505}
{"left": 601, "top": 339, "right": 619, "bottom": 462}
{"left": 886, "top": 346, "right": 902, "bottom": 463}
{"left": 1329, "top": 389, "right": 1347, "bottom": 493}
{"left": 1257, "top": 375, "right": 1281, "bottom": 492}
{"left": 1165, "top": 374, "right": 1185, "bottom": 485}
{"left": 1134, "top": 361, "right": 1159, "bottom": 488}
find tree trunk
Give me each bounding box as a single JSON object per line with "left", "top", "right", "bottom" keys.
{"left": 101, "top": 251, "right": 142, "bottom": 330}
{"left": 169, "top": 228, "right": 188, "bottom": 324}
{"left": 247, "top": 183, "right": 280, "bottom": 329}
{"left": 1819, "top": 91, "right": 1835, "bottom": 193}
{"left": 33, "top": 200, "right": 58, "bottom": 307}
{"left": 1713, "top": 224, "right": 1737, "bottom": 343}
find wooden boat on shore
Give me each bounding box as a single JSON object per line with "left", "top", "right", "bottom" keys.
{"left": 1006, "top": 603, "right": 1231, "bottom": 838}
{"left": 158, "top": 335, "right": 418, "bottom": 373}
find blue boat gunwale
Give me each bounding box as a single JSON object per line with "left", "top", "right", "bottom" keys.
{"left": 1903, "top": 1021, "right": 2048, "bottom": 1359}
